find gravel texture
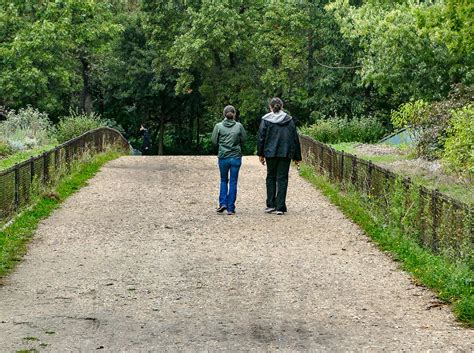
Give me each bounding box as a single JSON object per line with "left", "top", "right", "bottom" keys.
{"left": 0, "top": 156, "right": 472, "bottom": 352}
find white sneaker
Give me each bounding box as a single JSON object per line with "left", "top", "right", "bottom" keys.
{"left": 274, "top": 211, "right": 284, "bottom": 215}
{"left": 264, "top": 207, "right": 276, "bottom": 213}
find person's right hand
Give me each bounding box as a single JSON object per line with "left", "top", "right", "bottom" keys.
{"left": 259, "top": 156, "right": 266, "bottom": 166}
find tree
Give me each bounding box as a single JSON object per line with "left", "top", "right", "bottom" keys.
{"left": 0, "top": 0, "right": 121, "bottom": 116}
{"left": 327, "top": 0, "right": 473, "bottom": 105}
{"left": 60, "top": 0, "right": 122, "bottom": 113}
{"left": 2, "top": 0, "right": 471, "bottom": 155}
{"left": 0, "top": 1, "right": 75, "bottom": 115}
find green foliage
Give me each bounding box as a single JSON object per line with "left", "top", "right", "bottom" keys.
{"left": 0, "top": 106, "right": 54, "bottom": 151}
{"left": 442, "top": 105, "right": 474, "bottom": 178}
{"left": 0, "top": 0, "right": 122, "bottom": 115}
{"left": 328, "top": 0, "right": 473, "bottom": 103}
{"left": 0, "top": 140, "right": 13, "bottom": 157}
{"left": 54, "top": 111, "right": 122, "bottom": 143}
{"left": 1, "top": 0, "right": 472, "bottom": 155}
{"left": 55, "top": 112, "right": 104, "bottom": 143}
{"left": 300, "top": 116, "right": 386, "bottom": 144}
{"left": 391, "top": 100, "right": 429, "bottom": 129}
{"left": 390, "top": 84, "right": 472, "bottom": 160}
{"left": 0, "top": 145, "right": 55, "bottom": 171}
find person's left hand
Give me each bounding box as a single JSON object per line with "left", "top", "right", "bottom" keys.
{"left": 259, "top": 156, "right": 266, "bottom": 166}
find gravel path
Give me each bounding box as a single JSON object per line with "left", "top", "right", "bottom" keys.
{"left": 0, "top": 156, "right": 472, "bottom": 352}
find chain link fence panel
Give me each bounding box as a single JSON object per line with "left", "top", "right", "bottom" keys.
{"left": 0, "top": 127, "right": 130, "bottom": 224}
{"left": 300, "top": 135, "right": 473, "bottom": 263}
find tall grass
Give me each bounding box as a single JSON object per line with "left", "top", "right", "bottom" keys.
{"left": 300, "top": 116, "right": 387, "bottom": 144}
{"left": 0, "top": 145, "right": 56, "bottom": 171}
{"left": 0, "top": 106, "right": 55, "bottom": 152}
{"left": 55, "top": 110, "right": 124, "bottom": 144}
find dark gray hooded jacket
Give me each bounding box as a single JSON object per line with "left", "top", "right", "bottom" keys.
{"left": 257, "top": 111, "right": 302, "bottom": 161}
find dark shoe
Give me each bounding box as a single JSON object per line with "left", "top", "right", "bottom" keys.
{"left": 216, "top": 205, "right": 227, "bottom": 213}
{"left": 264, "top": 207, "right": 276, "bottom": 213}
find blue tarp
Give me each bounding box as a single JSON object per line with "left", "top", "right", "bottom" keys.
{"left": 379, "top": 128, "right": 415, "bottom": 146}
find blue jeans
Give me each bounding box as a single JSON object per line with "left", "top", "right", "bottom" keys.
{"left": 218, "top": 157, "right": 242, "bottom": 213}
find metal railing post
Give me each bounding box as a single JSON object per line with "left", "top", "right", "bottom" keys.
{"left": 431, "top": 189, "right": 440, "bottom": 253}
{"left": 14, "top": 166, "right": 20, "bottom": 210}
{"left": 43, "top": 152, "right": 49, "bottom": 184}
{"left": 367, "top": 161, "right": 373, "bottom": 194}
{"left": 340, "top": 151, "right": 344, "bottom": 183}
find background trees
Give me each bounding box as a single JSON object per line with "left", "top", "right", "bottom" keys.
{"left": 1, "top": 0, "right": 472, "bottom": 156}
{"left": 0, "top": 0, "right": 121, "bottom": 116}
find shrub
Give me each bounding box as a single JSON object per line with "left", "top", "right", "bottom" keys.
{"left": 300, "top": 115, "right": 386, "bottom": 144}
{"left": 0, "top": 140, "right": 13, "bottom": 157}
{"left": 55, "top": 112, "right": 103, "bottom": 143}
{"left": 55, "top": 111, "right": 123, "bottom": 143}
{"left": 442, "top": 105, "right": 474, "bottom": 178}
{"left": 390, "top": 84, "right": 473, "bottom": 159}
{"left": 0, "top": 106, "right": 54, "bottom": 151}
{"left": 391, "top": 100, "right": 429, "bottom": 129}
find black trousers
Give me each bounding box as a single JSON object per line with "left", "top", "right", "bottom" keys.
{"left": 266, "top": 157, "right": 291, "bottom": 212}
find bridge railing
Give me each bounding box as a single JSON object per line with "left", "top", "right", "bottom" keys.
{"left": 0, "top": 127, "right": 130, "bottom": 223}
{"left": 300, "top": 134, "right": 473, "bottom": 262}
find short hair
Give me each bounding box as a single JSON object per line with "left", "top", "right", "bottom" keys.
{"left": 270, "top": 97, "right": 283, "bottom": 113}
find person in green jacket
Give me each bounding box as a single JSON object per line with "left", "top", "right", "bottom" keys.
{"left": 212, "top": 105, "right": 247, "bottom": 215}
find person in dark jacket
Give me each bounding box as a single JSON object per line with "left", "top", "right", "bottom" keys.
{"left": 212, "top": 105, "right": 247, "bottom": 215}
{"left": 258, "top": 97, "right": 302, "bottom": 215}
{"left": 140, "top": 124, "right": 151, "bottom": 155}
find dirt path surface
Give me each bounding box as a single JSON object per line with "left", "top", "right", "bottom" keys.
{"left": 0, "top": 156, "right": 472, "bottom": 352}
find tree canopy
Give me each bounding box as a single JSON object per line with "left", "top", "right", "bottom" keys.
{"left": 1, "top": 0, "right": 472, "bottom": 154}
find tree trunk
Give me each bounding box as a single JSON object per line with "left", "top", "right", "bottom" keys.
{"left": 196, "top": 114, "right": 200, "bottom": 153}
{"left": 307, "top": 29, "right": 316, "bottom": 97}
{"left": 80, "top": 56, "right": 92, "bottom": 114}
{"left": 158, "top": 114, "right": 165, "bottom": 155}
{"left": 188, "top": 114, "right": 194, "bottom": 147}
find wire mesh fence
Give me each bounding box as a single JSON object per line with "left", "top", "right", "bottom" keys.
{"left": 0, "top": 127, "right": 130, "bottom": 223}
{"left": 300, "top": 134, "right": 473, "bottom": 262}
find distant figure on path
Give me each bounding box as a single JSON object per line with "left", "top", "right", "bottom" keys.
{"left": 140, "top": 124, "right": 151, "bottom": 155}
{"left": 212, "top": 105, "right": 247, "bottom": 215}
{"left": 258, "top": 97, "right": 302, "bottom": 215}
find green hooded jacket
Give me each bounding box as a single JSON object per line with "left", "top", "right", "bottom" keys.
{"left": 211, "top": 118, "right": 247, "bottom": 159}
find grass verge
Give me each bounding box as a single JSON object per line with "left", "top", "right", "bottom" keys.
{"left": 0, "top": 151, "right": 122, "bottom": 279}
{"left": 330, "top": 142, "right": 408, "bottom": 164}
{"left": 0, "top": 145, "right": 56, "bottom": 171}
{"left": 329, "top": 142, "right": 473, "bottom": 204}
{"left": 299, "top": 164, "right": 473, "bottom": 327}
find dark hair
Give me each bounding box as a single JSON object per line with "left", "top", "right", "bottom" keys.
{"left": 270, "top": 97, "right": 283, "bottom": 113}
